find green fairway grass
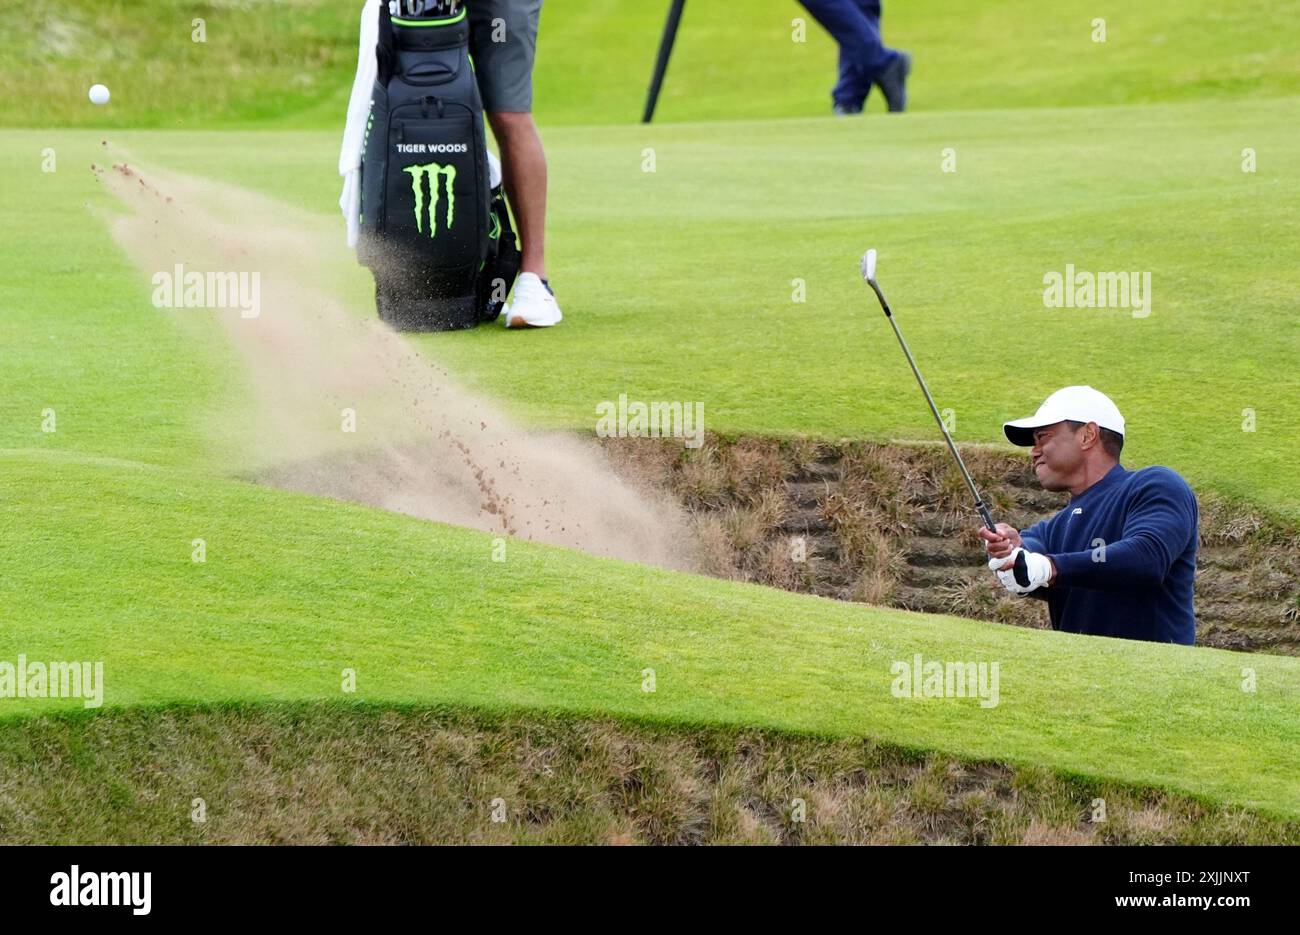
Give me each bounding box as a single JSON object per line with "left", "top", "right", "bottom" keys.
{"left": 6, "top": 96, "right": 1298, "bottom": 517}
{"left": 3, "top": 447, "right": 1300, "bottom": 818}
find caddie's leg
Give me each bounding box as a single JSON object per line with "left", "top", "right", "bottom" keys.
{"left": 469, "top": 0, "right": 547, "bottom": 278}
{"left": 489, "top": 111, "right": 547, "bottom": 279}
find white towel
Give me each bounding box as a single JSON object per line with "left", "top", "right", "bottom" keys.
{"left": 339, "top": 0, "right": 382, "bottom": 249}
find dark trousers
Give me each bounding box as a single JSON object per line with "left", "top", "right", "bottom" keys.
{"left": 797, "top": 0, "right": 898, "bottom": 109}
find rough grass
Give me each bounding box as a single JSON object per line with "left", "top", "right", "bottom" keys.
{"left": 7, "top": 0, "right": 1300, "bottom": 129}
{"left": 3, "top": 702, "right": 1296, "bottom": 846}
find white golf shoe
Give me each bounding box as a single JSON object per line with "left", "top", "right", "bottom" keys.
{"left": 501, "top": 272, "right": 562, "bottom": 328}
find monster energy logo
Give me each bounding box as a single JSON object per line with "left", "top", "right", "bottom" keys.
{"left": 403, "top": 162, "right": 456, "bottom": 236}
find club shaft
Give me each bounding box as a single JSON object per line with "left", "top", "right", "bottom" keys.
{"left": 869, "top": 281, "right": 997, "bottom": 531}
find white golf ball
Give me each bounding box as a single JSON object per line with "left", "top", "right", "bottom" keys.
{"left": 89, "top": 84, "right": 110, "bottom": 106}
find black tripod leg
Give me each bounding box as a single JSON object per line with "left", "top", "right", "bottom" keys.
{"left": 642, "top": 0, "right": 687, "bottom": 123}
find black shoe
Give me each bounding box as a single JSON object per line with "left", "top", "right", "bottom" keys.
{"left": 832, "top": 101, "right": 864, "bottom": 116}
{"left": 875, "top": 51, "right": 911, "bottom": 113}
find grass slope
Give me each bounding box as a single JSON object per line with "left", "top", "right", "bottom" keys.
{"left": 3, "top": 448, "right": 1300, "bottom": 817}
{"left": 5, "top": 1, "right": 1300, "bottom": 129}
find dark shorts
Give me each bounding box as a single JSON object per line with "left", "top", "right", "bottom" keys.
{"left": 468, "top": 0, "right": 543, "bottom": 112}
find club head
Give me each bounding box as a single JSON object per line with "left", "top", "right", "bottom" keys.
{"left": 861, "top": 249, "right": 877, "bottom": 284}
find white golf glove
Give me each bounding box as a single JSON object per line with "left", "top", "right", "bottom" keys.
{"left": 988, "top": 547, "right": 1053, "bottom": 594}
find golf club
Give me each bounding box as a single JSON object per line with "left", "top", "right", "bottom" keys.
{"left": 861, "top": 249, "right": 998, "bottom": 534}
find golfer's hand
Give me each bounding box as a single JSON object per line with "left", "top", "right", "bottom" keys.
{"left": 978, "top": 523, "right": 1022, "bottom": 566}
{"left": 994, "top": 549, "right": 1055, "bottom": 594}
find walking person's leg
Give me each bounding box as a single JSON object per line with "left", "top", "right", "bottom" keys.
{"left": 852, "top": 0, "right": 882, "bottom": 23}
{"left": 798, "top": 0, "right": 885, "bottom": 111}
{"left": 833, "top": 43, "right": 870, "bottom": 114}
{"left": 848, "top": 0, "right": 890, "bottom": 75}
{"left": 469, "top": 0, "right": 561, "bottom": 327}
{"left": 851, "top": 0, "right": 910, "bottom": 111}
{"left": 798, "top": 0, "right": 909, "bottom": 112}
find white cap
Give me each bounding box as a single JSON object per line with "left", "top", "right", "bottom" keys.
{"left": 1003, "top": 386, "right": 1125, "bottom": 447}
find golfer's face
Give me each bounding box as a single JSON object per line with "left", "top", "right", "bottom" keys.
{"left": 1031, "top": 422, "right": 1079, "bottom": 490}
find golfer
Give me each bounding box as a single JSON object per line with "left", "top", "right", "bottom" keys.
{"left": 796, "top": 0, "right": 910, "bottom": 114}
{"left": 339, "top": 0, "right": 562, "bottom": 328}
{"left": 978, "top": 386, "right": 1199, "bottom": 645}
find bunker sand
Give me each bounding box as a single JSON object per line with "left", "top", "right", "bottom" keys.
{"left": 96, "top": 157, "right": 693, "bottom": 570}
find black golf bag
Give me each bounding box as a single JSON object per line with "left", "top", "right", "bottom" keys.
{"left": 357, "top": 0, "right": 520, "bottom": 331}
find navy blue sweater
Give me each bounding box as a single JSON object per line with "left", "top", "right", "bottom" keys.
{"left": 1018, "top": 464, "right": 1198, "bottom": 645}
